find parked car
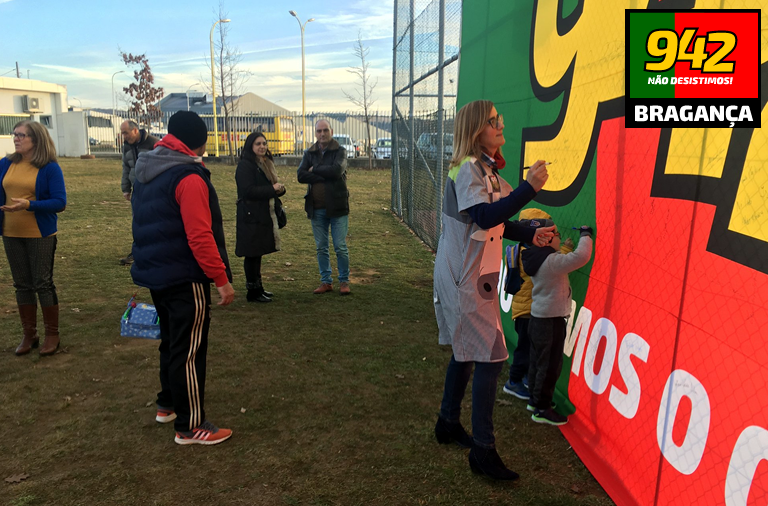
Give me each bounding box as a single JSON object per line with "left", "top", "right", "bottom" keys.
{"left": 416, "top": 132, "right": 453, "bottom": 160}
{"left": 372, "top": 138, "right": 392, "bottom": 159}
{"left": 334, "top": 135, "right": 357, "bottom": 159}
{"left": 416, "top": 133, "right": 454, "bottom": 161}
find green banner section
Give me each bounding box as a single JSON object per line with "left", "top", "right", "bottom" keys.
{"left": 628, "top": 11, "right": 675, "bottom": 98}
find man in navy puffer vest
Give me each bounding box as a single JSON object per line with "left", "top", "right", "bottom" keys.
{"left": 131, "top": 110, "right": 235, "bottom": 446}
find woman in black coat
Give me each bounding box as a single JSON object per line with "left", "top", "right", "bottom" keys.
{"left": 235, "top": 132, "right": 286, "bottom": 302}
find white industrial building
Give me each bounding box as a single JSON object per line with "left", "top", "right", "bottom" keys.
{"left": 0, "top": 77, "right": 89, "bottom": 157}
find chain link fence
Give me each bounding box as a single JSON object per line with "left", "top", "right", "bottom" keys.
{"left": 391, "top": 0, "right": 460, "bottom": 250}
{"left": 85, "top": 109, "right": 391, "bottom": 159}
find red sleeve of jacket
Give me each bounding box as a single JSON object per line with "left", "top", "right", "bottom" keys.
{"left": 175, "top": 174, "right": 229, "bottom": 287}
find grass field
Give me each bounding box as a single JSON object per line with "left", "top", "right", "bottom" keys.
{"left": 0, "top": 158, "right": 613, "bottom": 506}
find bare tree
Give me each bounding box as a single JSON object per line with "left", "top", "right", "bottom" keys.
{"left": 343, "top": 31, "right": 378, "bottom": 170}
{"left": 200, "top": 2, "right": 251, "bottom": 162}
{"left": 119, "top": 51, "right": 164, "bottom": 128}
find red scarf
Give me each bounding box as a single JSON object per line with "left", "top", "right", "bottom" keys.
{"left": 155, "top": 134, "right": 206, "bottom": 166}
{"left": 481, "top": 150, "right": 507, "bottom": 170}
{"left": 493, "top": 151, "right": 507, "bottom": 170}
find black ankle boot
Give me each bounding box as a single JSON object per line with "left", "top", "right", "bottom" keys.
{"left": 246, "top": 284, "right": 272, "bottom": 303}
{"left": 468, "top": 444, "right": 519, "bottom": 481}
{"left": 435, "top": 416, "right": 472, "bottom": 448}
{"left": 256, "top": 279, "right": 272, "bottom": 301}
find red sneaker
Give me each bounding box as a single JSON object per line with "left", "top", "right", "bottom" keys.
{"left": 174, "top": 421, "right": 232, "bottom": 446}
{"left": 156, "top": 406, "right": 177, "bottom": 424}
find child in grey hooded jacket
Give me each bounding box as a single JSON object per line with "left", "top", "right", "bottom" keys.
{"left": 521, "top": 220, "right": 594, "bottom": 426}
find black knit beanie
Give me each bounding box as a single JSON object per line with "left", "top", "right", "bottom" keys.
{"left": 168, "top": 111, "right": 208, "bottom": 150}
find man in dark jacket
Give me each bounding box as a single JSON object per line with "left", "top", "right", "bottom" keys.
{"left": 131, "top": 110, "right": 235, "bottom": 446}
{"left": 119, "top": 120, "right": 158, "bottom": 265}
{"left": 297, "top": 119, "right": 351, "bottom": 295}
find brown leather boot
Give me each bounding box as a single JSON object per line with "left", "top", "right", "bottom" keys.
{"left": 15, "top": 304, "right": 39, "bottom": 356}
{"left": 313, "top": 283, "right": 333, "bottom": 294}
{"left": 39, "top": 304, "right": 60, "bottom": 356}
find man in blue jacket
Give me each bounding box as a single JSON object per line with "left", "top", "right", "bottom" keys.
{"left": 131, "top": 111, "right": 234, "bottom": 445}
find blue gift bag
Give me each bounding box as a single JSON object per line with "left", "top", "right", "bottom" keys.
{"left": 121, "top": 295, "right": 160, "bottom": 339}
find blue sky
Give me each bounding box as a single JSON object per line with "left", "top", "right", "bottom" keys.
{"left": 0, "top": 0, "right": 394, "bottom": 112}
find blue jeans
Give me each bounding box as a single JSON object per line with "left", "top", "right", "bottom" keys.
{"left": 439, "top": 355, "right": 504, "bottom": 449}
{"left": 311, "top": 209, "right": 349, "bottom": 284}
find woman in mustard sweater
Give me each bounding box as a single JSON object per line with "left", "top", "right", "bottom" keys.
{"left": 0, "top": 120, "right": 67, "bottom": 356}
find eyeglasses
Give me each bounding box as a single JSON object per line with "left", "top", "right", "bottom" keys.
{"left": 487, "top": 114, "right": 504, "bottom": 130}
{"left": 12, "top": 132, "right": 28, "bottom": 139}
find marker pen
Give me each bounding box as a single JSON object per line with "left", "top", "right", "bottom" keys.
{"left": 523, "top": 162, "right": 552, "bottom": 169}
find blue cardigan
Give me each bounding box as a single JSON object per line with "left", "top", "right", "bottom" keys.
{"left": 0, "top": 157, "right": 67, "bottom": 237}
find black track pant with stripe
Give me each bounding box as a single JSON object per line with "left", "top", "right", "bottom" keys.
{"left": 151, "top": 282, "right": 211, "bottom": 432}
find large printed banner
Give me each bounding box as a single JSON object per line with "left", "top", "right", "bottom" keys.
{"left": 458, "top": 1, "right": 768, "bottom": 505}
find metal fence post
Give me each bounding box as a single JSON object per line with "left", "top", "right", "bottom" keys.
{"left": 436, "top": 0, "right": 446, "bottom": 245}
{"left": 391, "top": 0, "right": 401, "bottom": 215}
{"left": 408, "top": 0, "right": 416, "bottom": 227}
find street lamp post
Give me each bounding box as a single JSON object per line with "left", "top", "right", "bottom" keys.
{"left": 111, "top": 70, "right": 125, "bottom": 153}
{"left": 289, "top": 10, "right": 314, "bottom": 151}
{"left": 186, "top": 84, "right": 198, "bottom": 111}
{"left": 210, "top": 18, "right": 231, "bottom": 157}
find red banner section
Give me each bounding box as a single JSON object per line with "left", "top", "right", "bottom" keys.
{"left": 561, "top": 117, "right": 768, "bottom": 506}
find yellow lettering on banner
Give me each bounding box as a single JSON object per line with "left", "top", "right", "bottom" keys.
{"left": 664, "top": 129, "right": 732, "bottom": 179}
{"left": 730, "top": 105, "right": 768, "bottom": 243}
{"left": 524, "top": 1, "right": 631, "bottom": 191}
{"left": 525, "top": 1, "right": 767, "bottom": 197}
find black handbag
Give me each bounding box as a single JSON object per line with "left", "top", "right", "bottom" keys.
{"left": 503, "top": 244, "right": 522, "bottom": 295}
{"left": 275, "top": 198, "right": 287, "bottom": 229}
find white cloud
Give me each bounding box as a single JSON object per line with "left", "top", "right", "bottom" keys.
{"left": 259, "top": 76, "right": 296, "bottom": 87}
{"left": 151, "top": 72, "right": 201, "bottom": 91}
{"left": 31, "top": 64, "right": 108, "bottom": 81}
{"left": 312, "top": 1, "right": 394, "bottom": 41}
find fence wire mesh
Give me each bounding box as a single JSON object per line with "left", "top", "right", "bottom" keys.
{"left": 392, "top": 0, "right": 460, "bottom": 250}
{"left": 85, "top": 109, "right": 391, "bottom": 159}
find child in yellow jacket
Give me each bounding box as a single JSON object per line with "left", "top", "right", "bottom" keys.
{"left": 503, "top": 208, "right": 573, "bottom": 401}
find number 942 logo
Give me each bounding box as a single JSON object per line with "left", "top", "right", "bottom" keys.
{"left": 645, "top": 29, "right": 736, "bottom": 73}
